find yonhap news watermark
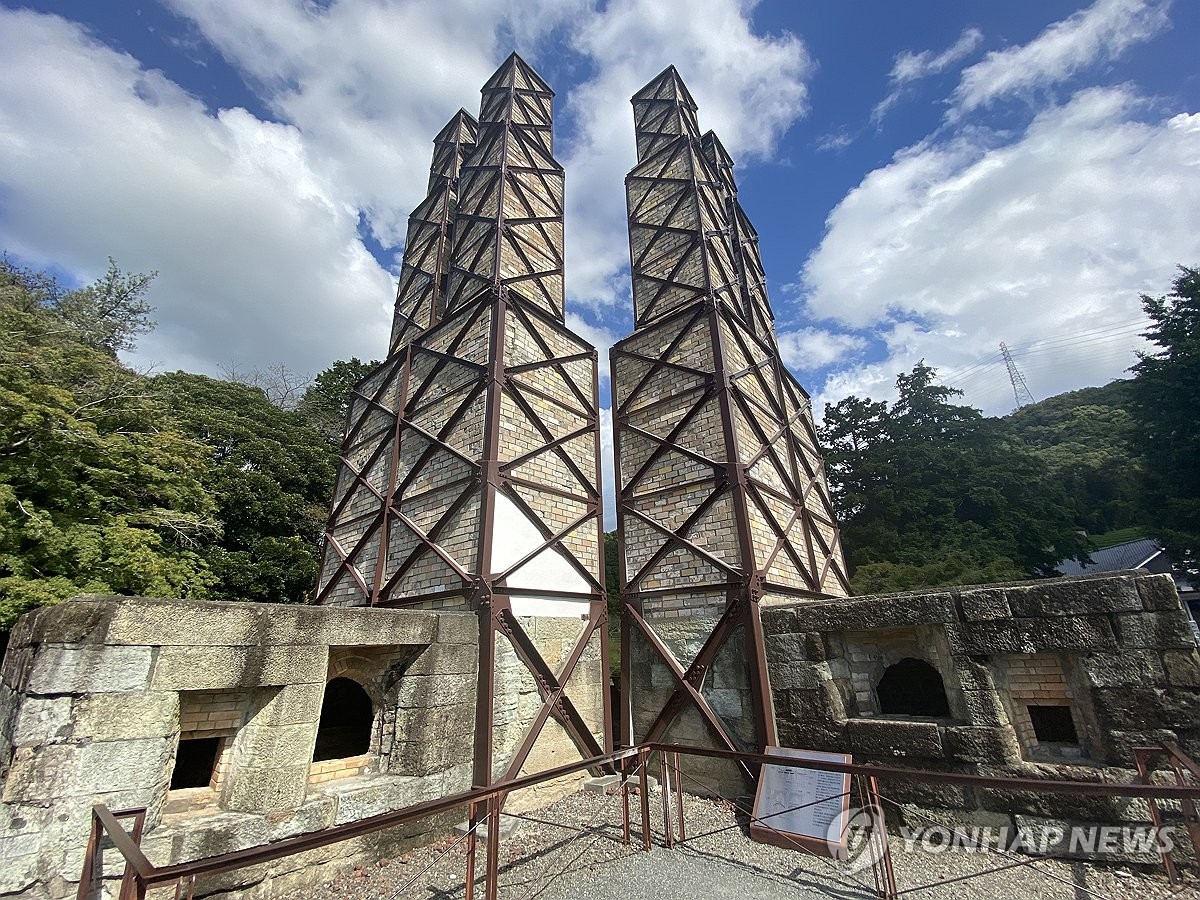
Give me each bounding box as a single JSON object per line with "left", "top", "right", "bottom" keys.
{"left": 831, "top": 805, "right": 1176, "bottom": 874}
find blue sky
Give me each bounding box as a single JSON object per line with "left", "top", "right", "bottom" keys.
{"left": 1, "top": 2, "right": 1197, "bottom": 459}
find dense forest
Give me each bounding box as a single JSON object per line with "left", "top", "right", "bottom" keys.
{"left": 2, "top": 256, "right": 1197, "bottom": 632}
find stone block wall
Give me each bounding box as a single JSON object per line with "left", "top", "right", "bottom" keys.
{"left": 762, "top": 571, "right": 1200, "bottom": 847}
{"left": 0, "top": 595, "right": 479, "bottom": 899}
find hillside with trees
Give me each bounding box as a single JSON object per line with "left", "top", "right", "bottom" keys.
{"left": 0, "top": 257, "right": 366, "bottom": 634}
{"left": 818, "top": 265, "right": 1199, "bottom": 594}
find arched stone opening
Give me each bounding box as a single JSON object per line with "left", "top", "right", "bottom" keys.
{"left": 313, "top": 677, "right": 374, "bottom": 762}
{"left": 876, "top": 657, "right": 950, "bottom": 718}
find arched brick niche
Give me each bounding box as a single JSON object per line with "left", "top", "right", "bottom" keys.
{"left": 839, "top": 625, "right": 963, "bottom": 721}
{"left": 876, "top": 657, "right": 951, "bottom": 718}
{"left": 313, "top": 677, "right": 374, "bottom": 761}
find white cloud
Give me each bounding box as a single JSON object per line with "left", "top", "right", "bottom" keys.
{"left": 951, "top": 0, "right": 1171, "bottom": 118}
{"left": 565, "top": 312, "right": 617, "bottom": 381}
{"left": 561, "top": 0, "right": 814, "bottom": 309}
{"left": 777, "top": 327, "right": 867, "bottom": 372}
{"left": 0, "top": 8, "right": 393, "bottom": 378}
{"left": 801, "top": 86, "right": 1200, "bottom": 416}
{"left": 873, "top": 27, "right": 982, "bottom": 124}
{"left": 599, "top": 406, "right": 616, "bottom": 530}
{"left": 0, "top": 1, "right": 811, "bottom": 380}
{"left": 163, "top": 0, "right": 587, "bottom": 249}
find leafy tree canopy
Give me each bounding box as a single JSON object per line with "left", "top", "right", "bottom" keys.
{"left": 819, "top": 362, "right": 1089, "bottom": 593}
{"left": 1129, "top": 265, "right": 1200, "bottom": 575}
{"left": 0, "top": 258, "right": 214, "bottom": 630}
{"left": 148, "top": 372, "right": 337, "bottom": 605}
{"left": 296, "top": 357, "right": 379, "bottom": 442}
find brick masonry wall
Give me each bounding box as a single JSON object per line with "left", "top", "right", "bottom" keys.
{"left": 761, "top": 571, "right": 1200, "bottom": 843}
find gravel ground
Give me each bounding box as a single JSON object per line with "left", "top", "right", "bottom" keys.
{"left": 289, "top": 788, "right": 1200, "bottom": 900}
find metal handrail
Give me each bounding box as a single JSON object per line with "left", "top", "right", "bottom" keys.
{"left": 645, "top": 741, "right": 1200, "bottom": 800}
{"left": 79, "top": 747, "right": 640, "bottom": 899}
{"left": 79, "top": 741, "right": 1200, "bottom": 899}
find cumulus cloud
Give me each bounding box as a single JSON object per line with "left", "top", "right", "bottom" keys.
{"left": 872, "top": 26, "right": 982, "bottom": 124}
{"left": 163, "top": 0, "right": 587, "bottom": 249}
{"left": 777, "top": 327, "right": 867, "bottom": 372}
{"left": 0, "top": 8, "right": 393, "bottom": 377}
{"left": 951, "top": 0, "right": 1171, "bottom": 118}
{"left": 801, "top": 86, "right": 1200, "bottom": 415}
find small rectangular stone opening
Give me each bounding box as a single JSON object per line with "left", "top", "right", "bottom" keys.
{"left": 1028, "top": 704, "right": 1079, "bottom": 745}
{"left": 170, "top": 736, "right": 221, "bottom": 790}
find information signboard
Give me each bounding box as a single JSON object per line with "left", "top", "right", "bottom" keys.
{"left": 749, "top": 746, "right": 852, "bottom": 856}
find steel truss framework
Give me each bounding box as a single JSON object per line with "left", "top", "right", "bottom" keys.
{"left": 317, "top": 54, "right": 609, "bottom": 789}
{"left": 613, "top": 67, "right": 851, "bottom": 760}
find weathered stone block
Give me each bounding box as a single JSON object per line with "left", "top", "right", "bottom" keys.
{"left": 327, "top": 775, "right": 441, "bottom": 825}
{"left": 151, "top": 646, "right": 325, "bottom": 690}
{"left": 0, "top": 845, "right": 39, "bottom": 895}
{"left": 404, "top": 643, "right": 477, "bottom": 677}
{"left": 950, "top": 656, "right": 995, "bottom": 692}
{"left": 766, "top": 662, "right": 828, "bottom": 691}
{"left": 17, "top": 597, "right": 115, "bottom": 646}
{"left": 105, "top": 599, "right": 267, "bottom": 646}
{"left": 943, "top": 726, "right": 1021, "bottom": 764}
{"left": 272, "top": 606, "right": 439, "bottom": 647}
{"left": 784, "top": 592, "right": 957, "bottom": 632}
{"left": 1136, "top": 573, "right": 1182, "bottom": 611}
{"left": 1079, "top": 650, "right": 1165, "bottom": 688}
{"left": 0, "top": 646, "right": 33, "bottom": 693}
{"left": 224, "top": 764, "right": 308, "bottom": 814}
{"left": 72, "top": 691, "right": 179, "bottom": 742}
{"left": 1111, "top": 611, "right": 1197, "bottom": 649}
{"left": 433, "top": 613, "right": 481, "bottom": 646}
{"left": 246, "top": 683, "right": 323, "bottom": 728}
{"left": 2, "top": 738, "right": 170, "bottom": 802}
{"left": 1162, "top": 650, "right": 1200, "bottom": 687}
{"left": 960, "top": 690, "right": 1009, "bottom": 726}
{"left": 946, "top": 616, "right": 1115, "bottom": 655}
{"left": 883, "top": 777, "right": 973, "bottom": 809}
{"left": 845, "top": 718, "right": 944, "bottom": 759}
{"left": 959, "top": 588, "right": 1011, "bottom": 622}
{"left": 11, "top": 697, "right": 72, "bottom": 745}
{"left": 1093, "top": 686, "right": 1200, "bottom": 731}
{"left": 231, "top": 723, "right": 318, "bottom": 769}
{"left": 1005, "top": 577, "right": 1141, "bottom": 617}
{"left": 27, "top": 646, "right": 153, "bottom": 695}
{"left": 1104, "top": 729, "right": 1181, "bottom": 767}
{"left": 395, "top": 673, "right": 476, "bottom": 708}
{"left": 979, "top": 786, "right": 1145, "bottom": 823}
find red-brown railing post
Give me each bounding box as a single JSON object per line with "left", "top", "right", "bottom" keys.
{"left": 465, "top": 799, "right": 480, "bottom": 900}
{"left": 75, "top": 809, "right": 102, "bottom": 900}
{"left": 621, "top": 755, "right": 632, "bottom": 846}
{"left": 867, "top": 775, "right": 896, "bottom": 899}
{"left": 1135, "top": 747, "right": 1178, "bottom": 884}
{"left": 484, "top": 792, "right": 502, "bottom": 900}
{"left": 672, "top": 751, "right": 685, "bottom": 842}
{"left": 638, "top": 747, "right": 651, "bottom": 850}
{"left": 659, "top": 750, "right": 674, "bottom": 848}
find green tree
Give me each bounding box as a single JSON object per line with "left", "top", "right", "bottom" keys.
{"left": 51, "top": 257, "right": 157, "bottom": 356}
{"left": 297, "top": 357, "right": 379, "bottom": 442}
{"left": 604, "top": 530, "right": 620, "bottom": 614}
{"left": 819, "top": 362, "right": 1088, "bottom": 593}
{"left": 0, "top": 259, "right": 216, "bottom": 631}
{"left": 149, "top": 373, "right": 337, "bottom": 604}
{"left": 1003, "top": 381, "right": 1142, "bottom": 536}
{"left": 1129, "top": 265, "right": 1200, "bottom": 575}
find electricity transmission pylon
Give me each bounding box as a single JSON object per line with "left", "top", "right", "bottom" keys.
{"left": 1000, "top": 341, "right": 1036, "bottom": 410}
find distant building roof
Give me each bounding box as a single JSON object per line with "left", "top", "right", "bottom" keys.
{"left": 1057, "top": 538, "right": 1164, "bottom": 577}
